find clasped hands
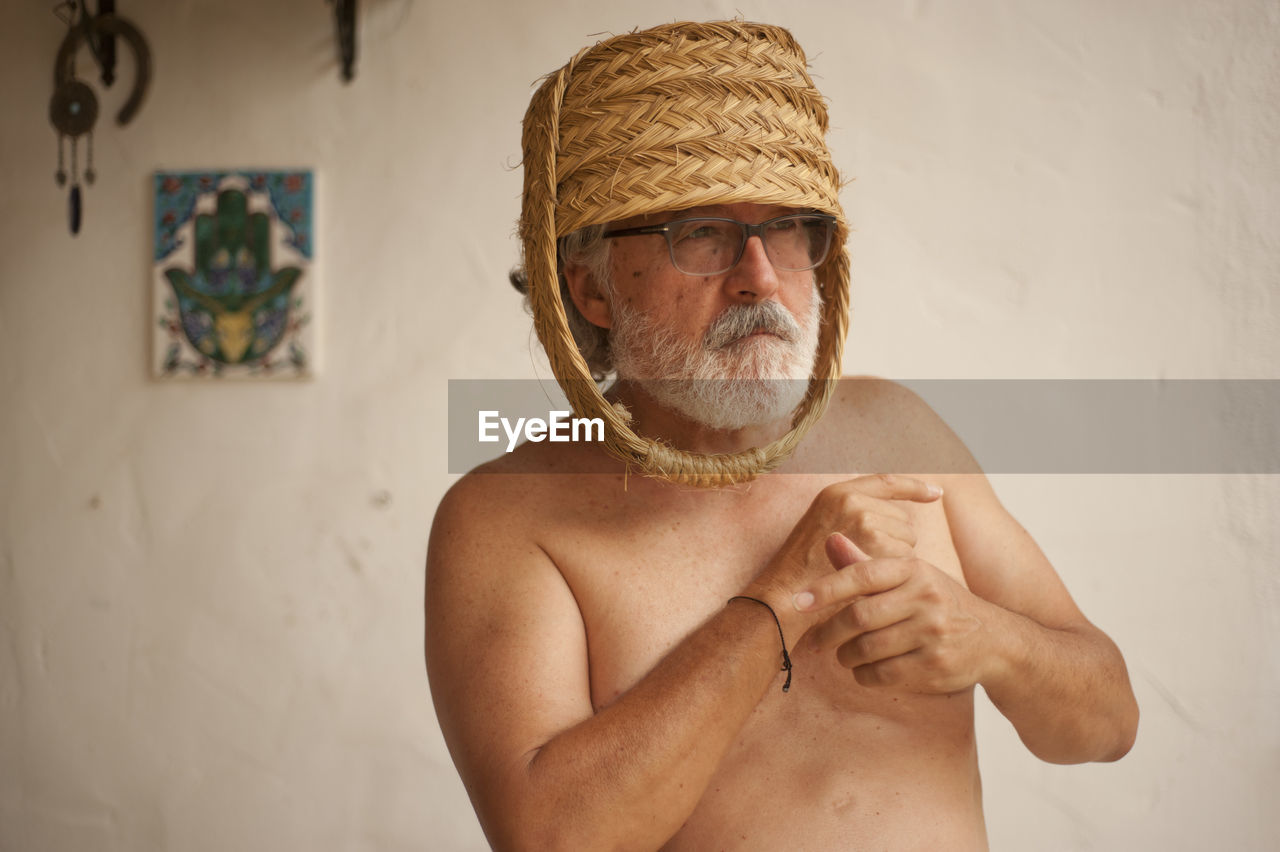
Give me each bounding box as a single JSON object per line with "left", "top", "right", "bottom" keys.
{"left": 755, "top": 475, "right": 1001, "bottom": 695}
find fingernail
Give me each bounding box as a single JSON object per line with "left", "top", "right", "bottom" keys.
{"left": 793, "top": 592, "right": 815, "bottom": 611}
{"left": 928, "top": 484, "right": 944, "bottom": 497}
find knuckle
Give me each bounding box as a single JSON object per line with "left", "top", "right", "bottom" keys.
{"left": 850, "top": 561, "right": 877, "bottom": 590}
{"left": 864, "top": 600, "right": 886, "bottom": 631}
{"left": 840, "top": 602, "right": 865, "bottom": 632}
{"left": 860, "top": 658, "right": 894, "bottom": 686}
{"left": 819, "top": 481, "right": 852, "bottom": 506}
{"left": 841, "top": 493, "right": 865, "bottom": 519}
{"left": 883, "top": 559, "right": 909, "bottom": 585}
{"left": 855, "top": 514, "right": 885, "bottom": 539}
{"left": 851, "top": 597, "right": 875, "bottom": 628}
{"left": 856, "top": 634, "right": 880, "bottom": 661}
{"left": 922, "top": 645, "right": 950, "bottom": 672}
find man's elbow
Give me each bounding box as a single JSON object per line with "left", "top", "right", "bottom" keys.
{"left": 1098, "top": 695, "right": 1140, "bottom": 763}
{"left": 1030, "top": 698, "right": 1139, "bottom": 765}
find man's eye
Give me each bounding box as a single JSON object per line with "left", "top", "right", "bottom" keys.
{"left": 674, "top": 222, "right": 722, "bottom": 242}
{"left": 766, "top": 218, "right": 799, "bottom": 233}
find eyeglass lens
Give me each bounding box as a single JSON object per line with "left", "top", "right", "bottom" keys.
{"left": 668, "top": 215, "right": 833, "bottom": 275}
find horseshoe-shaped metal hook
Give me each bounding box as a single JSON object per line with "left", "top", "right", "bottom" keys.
{"left": 54, "top": 12, "right": 151, "bottom": 126}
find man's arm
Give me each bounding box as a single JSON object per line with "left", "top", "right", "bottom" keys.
{"left": 424, "top": 473, "right": 787, "bottom": 852}
{"left": 425, "top": 471, "right": 939, "bottom": 851}
{"left": 941, "top": 472, "right": 1139, "bottom": 763}
{"left": 801, "top": 384, "right": 1139, "bottom": 764}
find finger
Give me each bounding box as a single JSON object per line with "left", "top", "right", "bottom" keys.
{"left": 825, "top": 532, "right": 869, "bottom": 569}
{"left": 794, "top": 557, "right": 913, "bottom": 612}
{"left": 851, "top": 649, "right": 967, "bottom": 693}
{"left": 851, "top": 654, "right": 916, "bottom": 689}
{"left": 808, "top": 586, "right": 913, "bottom": 651}
{"left": 843, "top": 514, "right": 917, "bottom": 559}
{"left": 835, "top": 621, "right": 921, "bottom": 670}
{"left": 848, "top": 474, "right": 943, "bottom": 504}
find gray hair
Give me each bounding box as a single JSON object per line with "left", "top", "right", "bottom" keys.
{"left": 510, "top": 224, "right": 614, "bottom": 382}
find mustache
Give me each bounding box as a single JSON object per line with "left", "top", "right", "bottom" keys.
{"left": 703, "top": 300, "right": 802, "bottom": 350}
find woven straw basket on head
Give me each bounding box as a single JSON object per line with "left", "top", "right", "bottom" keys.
{"left": 519, "top": 20, "right": 850, "bottom": 487}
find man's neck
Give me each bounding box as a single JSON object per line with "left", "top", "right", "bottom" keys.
{"left": 607, "top": 379, "right": 795, "bottom": 455}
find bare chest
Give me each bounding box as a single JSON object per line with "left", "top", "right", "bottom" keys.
{"left": 539, "top": 474, "right": 966, "bottom": 710}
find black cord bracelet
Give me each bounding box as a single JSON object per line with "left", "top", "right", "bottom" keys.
{"left": 728, "top": 595, "right": 792, "bottom": 693}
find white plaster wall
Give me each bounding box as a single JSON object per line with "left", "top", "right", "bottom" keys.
{"left": 1, "top": 1, "right": 1276, "bottom": 850}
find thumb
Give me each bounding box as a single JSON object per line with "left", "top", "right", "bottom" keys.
{"left": 825, "top": 532, "right": 870, "bottom": 569}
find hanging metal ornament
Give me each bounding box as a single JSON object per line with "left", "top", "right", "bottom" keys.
{"left": 49, "top": 78, "right": 98, "bottom": 234}
{"left": 48, "top": 1, "right": 151, "bottom": 236}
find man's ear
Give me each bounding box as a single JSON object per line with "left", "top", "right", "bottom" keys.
{"left": 562, "top": 261, "right": 613, "bottom": 330}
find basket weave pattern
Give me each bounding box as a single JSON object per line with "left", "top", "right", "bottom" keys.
{"left": 520, "top": 21, "right": 850, "bottom": 486}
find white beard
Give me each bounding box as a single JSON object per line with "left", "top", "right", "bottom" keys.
{"left": 609, "top": 294, "right": 822, "bottom": 431}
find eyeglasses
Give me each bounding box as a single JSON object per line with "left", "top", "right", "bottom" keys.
{"left": 602, "top": 213, "right": 837, "bottom": 276}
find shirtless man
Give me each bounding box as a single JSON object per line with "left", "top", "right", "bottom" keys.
{"left": 426, "top": 21, "right": 1137, "bottom": 850}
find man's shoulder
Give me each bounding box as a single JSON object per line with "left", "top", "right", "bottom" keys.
{"left": 830, "top": 374, "right": 924, "bottom": 411}
{"left": 428, "top": 462, "right": 562, "bottom": 594}
{"left": 830, "top": 375, "right": 952, "bottom": 431}
{"left": 808, "top": 376, "right": 981, "bottom": 476}
{"left": 433, "top": 440, "right": 620, "bottom": 536}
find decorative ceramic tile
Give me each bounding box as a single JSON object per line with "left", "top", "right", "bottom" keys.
{"left": 152, "top": 170, "right": 315, "bottom": 379}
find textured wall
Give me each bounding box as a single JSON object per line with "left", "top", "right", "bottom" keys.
{"left": 1, "top": 1, "right": 1276, "bottom": 850}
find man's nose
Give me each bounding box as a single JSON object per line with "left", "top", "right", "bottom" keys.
{"left": 722, "top": 235, "right": 780, "bottom": 302}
